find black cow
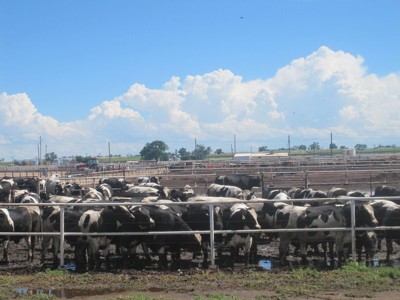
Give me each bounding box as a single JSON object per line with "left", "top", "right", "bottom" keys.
{"left": 139, "top": 205, "right": 202, "bottom": 270}
{"left": 371, "top": 199, "right": 399, "bottom": 250}
{"left": 382, "top": 206, "right": 400, "bottom": 263}
{"left": 374, "top": 185, "right": 400, "bottom": 204}
{"left": 184, "top": 201, "right": 224, "bottom": 268}
{"left": 41, "top": 206, "right": 87, "bottom": 270}
{"left": 14, "top": 177, "right": 39, "bottom": 193}
{"left": 215, "top": 175, "right": 261, "bottom": 191}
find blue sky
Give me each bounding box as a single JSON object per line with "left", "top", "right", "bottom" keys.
{"left": 1, "top": 1, "right": 400, "bottom": 160}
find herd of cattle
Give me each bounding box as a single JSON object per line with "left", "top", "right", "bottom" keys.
{"left": 1, "top": 174, "right": 400, "bottom": 272}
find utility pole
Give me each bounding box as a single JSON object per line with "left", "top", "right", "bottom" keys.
{"left": 233, "top": 134, "right": 236, "bottom": 155}
{"left": 39, "top": 136, "right": 42, "bottom": 166}
{"left": 108, "top": 141, "right": 111, "bottom": 164}
{"left": 288, "top": 135, "right": 291, "bottom": 156}
{"left": 330, "top": 132, "right": 333, "bottom": 157}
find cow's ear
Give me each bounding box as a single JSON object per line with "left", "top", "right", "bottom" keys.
{"left": 242, "top": 215, "right": 246, "bottom": 221}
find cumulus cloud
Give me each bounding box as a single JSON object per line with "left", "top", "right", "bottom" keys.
{"left": 1, "top": 46, "right": 400, "bottom": 159}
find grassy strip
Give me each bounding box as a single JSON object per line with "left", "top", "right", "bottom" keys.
{"left": 2, "top": 264, "right": 400, "bottom": 299}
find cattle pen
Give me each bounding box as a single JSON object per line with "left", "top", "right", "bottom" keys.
{"left": 2, "top": 195, "right": 400, "bottom": 270}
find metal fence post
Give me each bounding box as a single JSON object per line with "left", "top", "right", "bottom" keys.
{"left": 60, "top": 206, "right": 65, "bottom": 267}
{"left": 350, "top": 198, "right": 356, "bottom": 263}
{"left": 209, "top": 203, "right": 216, "bottom": 269}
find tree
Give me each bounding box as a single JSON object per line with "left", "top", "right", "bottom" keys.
{"left": 355, "top": 144, "right": 367, "bottom": 150}
{"left": 44, "top": 152, "right": 57, "bottom": 164}
{"left": 340, "top": 145, "right": 347, "bottom": 149}
{"left": 258, "top": 146, "right": 268, "bottom": 152}
{"left": 308, "top": 142, "right": 320, "bottom": 150}
{"left": 193, "top": 144, "right": 211, "bottom": 160}
{"left": 329, "top": 143, "right": 338, "bottom": 150}
{"left": 214, "top": 149, "right": 223, "bottom": 155}
{"left": 140, "top": 140, "right": 169, "bottom": 161}
{"left": 178, "top": 148, "right": 191, "bottom": 160}
{"left": 298, "top": 145, "right": 307, "bottom": 151}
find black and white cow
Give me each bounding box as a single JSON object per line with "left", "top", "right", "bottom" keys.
{"left": 215, "top": 175, "right": 261, "bottom": 191}
{"left": 44, "top": 177, "right": 64, "bottom": 199}
{"left": 207, "top": 183, "right": 253, "bottom": 200}
{"left": 374, "top": 185, "right": 400, "bottom": 203}
{"left": 63, "top": 182, "right": 83, "bottom": 197}
{"left": 98, "top": 178, "right": 128, "bottom": 196}
{"left": 0, "top": 208, "right": 14, "bottom": 261}
{"left": 0, "top": 178, "right": 17, "bottom": 203}
{"left": 371, "top": 199, "right": 399, "bottom": 250}
{"left": 223, "top": 203, "right": 261, "bottom": 267}
{"left": 137, "top": 176, "right": 161, "bottom": 185}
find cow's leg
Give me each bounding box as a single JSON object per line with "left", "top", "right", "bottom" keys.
{"left": 229, "top": 246, "right": 238, "bottom": 268}
{"left": 328, "top": 241, "right": 335, "bottom": 267}
{"left": 2, "top": 239, "right": 10, "bottom": 263}
{"left": 300, "top": 242, "right": 308, "bottom": 265}
{"left": 386, "top": 237, "right": 393, "bottom": 264}
{"left": 243, "top": 236, "right": 253, "bottom": 267}
{"left": 278, "top": 236, "right": 290, "bottom": 266}
{"left": 24, "top": 236, "right": 33, "bottom": 261}
{"left": 201, "top": 241, "right": 209, "bottom": 269}
{"left": 157, "top": 246, "right": 168, "bottom": 271}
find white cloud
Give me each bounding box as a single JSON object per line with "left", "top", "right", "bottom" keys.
{"left": 2, "top": 46, "right": 400, "bottom": 158}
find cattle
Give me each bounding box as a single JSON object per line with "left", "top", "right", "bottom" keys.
{"left": 98, "top": 178, "right": 128, "bottom": 196}
{"left": 327, "top": 187, "right": 348, "bottom": 198}
{"left": 44, "top": 177, "right": 64, "bottom": 199}
{"left": 215, "top": 175, "right": 261, "bottom": 191}
{"left": 356, "top": 231, "right": 377, "bottom": 266}
{"left": 207, "top": 183, "right": 253, "bottom": 200}
{"left": 268, "top": 199, "right": 377, "bottom": 267}
{"left": 137, "top": 176, "right": 161, "bottom": 185}
{"left": 371, "top": 199, "right": 399, "bottom": 250}
{"left": 223, "top": 203, "right": 261, "bottom": 267}
{"left": 96, "top": 183, "right": 113, "bottom": 200}
{"left": 0, "top": 208, "right": 14, "bottom": 262}
{"left": 374, "top": 185, "right": 400, "bottom": 197}
{"left": 63, "top": 182, "right": 83, "bottom": 197}
{"left": 77, "top": 205, "right": 153, "bottom": 270}
{"left": 170, "top": 185, "right": 195, "bottom": 202}
{"left": 0, "top": 178, "right": 17, "bottom": 203}
{"left": 382, "top": 206, "right": 400, "bottom": 263}
{"left": 184, "top": 200, "right": 224, "bottom": 268}
{"left": 3, "top": 206, "right": 35, "bottom": 262}
{"left": 137, "top": 205, "right": 202, "bottom": 270}
{"left": 14, "top": 177, "right": 39, "bottom": 193}
{"left": 41, "top": 206, "right": 86, "bottom": 270}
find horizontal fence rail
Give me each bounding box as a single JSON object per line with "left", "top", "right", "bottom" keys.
{"left": 2, "top": 196, "right": 400, "bottom": 269}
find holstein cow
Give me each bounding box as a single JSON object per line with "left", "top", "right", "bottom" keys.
{"left": 0, "top": 178, "right": 17, "bottom": 203}
{"left": 44, "top": 177, "right": 64, "bottom": 200}
{"left": 215, "top": 174, "right": 261, "bottom": 191}
{"left": 137, "top": 176, "right": 161, "bottom": 185}
{"left": 207, "top": 183, "right": 253, "bottom": 200}
{"left": 77, "top": 205, "right": 155, "bottom": 270}
{"left": 0, "top": 208, "right": 14, "bottom": 261}
{"left": 371, "top": 199, "right": 400, "bottom": 250}
{"left": 223, "top": 203, "right": 261, "bottom": 268}
{"left": 98, "top": 178, "right": 128, "bottom": 196}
